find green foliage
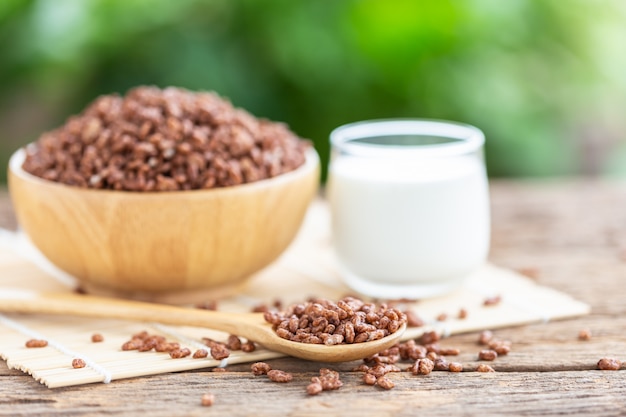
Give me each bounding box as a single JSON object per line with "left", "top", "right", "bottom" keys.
{"left": 0, "top": 0, "right": 625, "bottom": 182}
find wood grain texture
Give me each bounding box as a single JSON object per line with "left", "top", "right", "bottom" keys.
{"left": 0, "top": 190, "right": 15, "bottom": 230}
{"left": 2, "top": 364, "right": 626, "bottom": 417}
{"left": 2, "top": 179, "right": 626, "bottom": 416}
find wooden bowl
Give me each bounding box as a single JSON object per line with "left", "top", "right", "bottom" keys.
{"left": 8, "top": 148, "right": 319, "bottom": 292}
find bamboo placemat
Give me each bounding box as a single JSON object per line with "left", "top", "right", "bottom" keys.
{"left": 0, "top": 201, "right": 590, "bottom": 388}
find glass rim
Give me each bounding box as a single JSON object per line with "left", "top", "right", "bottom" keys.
{"left": 329, "top": 118, "right": 485, "bottom": 158}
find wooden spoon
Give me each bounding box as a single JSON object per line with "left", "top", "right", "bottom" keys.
{"left": 0, "top": 290, "right": 406, "bottom": 362}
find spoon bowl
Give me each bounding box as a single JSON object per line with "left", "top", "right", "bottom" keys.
{"left": 0, "top": 290, "right": 406, "bottom": 362}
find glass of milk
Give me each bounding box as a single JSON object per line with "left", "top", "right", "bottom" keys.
{"left": 327, "top": 119, "right": 490, "bottom": 299}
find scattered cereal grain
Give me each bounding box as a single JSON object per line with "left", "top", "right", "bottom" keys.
{"left": 201, "top": 393, "right": 215, "bottom": 407}
{"left": 209, "top": 344, "right": 230, "bottom": 360}
{"left": 306, "top": 382, "right": 323, "bottom": 395}
{"left": 193, "top": 349, "right": 209, "bottom": 359}
{"left": 476, "top": 364, "right": 495, "bottom": 373}
{"left": 251, "top": 362, "right": 271, "bottom": 376}
{"left": 439, "top": 347, "right": 460, "bottom": 356}
{"left": 195, "top": 301, "right": 218, "bottom": 311}
{"left": 419, "top": 331, "right": 440, "bottom": 345}
{"left": 241, "top": 341, "right": 256, "bottom": 352}
{"left": 413, "top": 358, "right": 434, "bottom": 375}
{"left": 597, "top": 358, "right": 621, "bottom": 371}
{"left": 478, "top": 350, "right": 498, "bottom": 361}
{"left": 489, "top": 341, "right": 511, "bottom": 356}
{"left": 226, "top": 335, "right": 242, "bottom": 350}
{"left": 267, "top": 370, "right": 293, "bottom": 383}
{"left": 478, "top": 330, "right": 494, "bottom": 345}
{"left": 169, "top": 348, "right": 191, "bottom": 359}
{"left": 376, "top": 376, "right": 395, "bottom": 390}
{"left": 25, "top": 339, "right": 48, "bottom": 348}
{"left": 72, "top": 358, "right": 86, "bottom": 369}
{"left": 405, "top": 310, "right": 424, "bottom": 327}
{"left": 483, "top": 295, "right": 502, "bottom": 306}
{"left": 434, "top": 358, "right": 449, "bottom": 371}
{"left": 363, "top": 373, "right": 377, "bottom": 385}
{"left": 448, "top": 362, "right": 463, "bottom": 372}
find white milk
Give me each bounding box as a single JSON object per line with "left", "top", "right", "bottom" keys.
{"left": 328, "top": 154, "right": 490, "bottom": 298}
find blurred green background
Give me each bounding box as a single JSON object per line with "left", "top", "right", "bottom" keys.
{"left": 1, "top": 0, "right": 626, "bottom": 183}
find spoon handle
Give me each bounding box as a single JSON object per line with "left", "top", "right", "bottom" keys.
{"left": 0, "top": 288, "right": 264, "bottom": 338}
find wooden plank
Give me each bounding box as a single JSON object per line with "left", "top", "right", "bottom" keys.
{"left": 1, "top": 180, "right": 626, "bottom": 416}
{"left": 2, "top": 363, "right": 626, "bottom": 417}
{"left": 0, "top": 190, "right": 16, "bottom": 231}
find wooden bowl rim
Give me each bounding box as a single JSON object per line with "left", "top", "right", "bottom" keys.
{"left": 9, "top": 146, "right": 319, "bottom": 198}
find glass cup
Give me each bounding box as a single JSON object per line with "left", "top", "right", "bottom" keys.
{"left": 327, "top": 119, "right": 490, "bottom": 299}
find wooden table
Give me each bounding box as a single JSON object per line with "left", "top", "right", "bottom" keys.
{"left": 2, "top": 180, "right": 626, "bottom": 416}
